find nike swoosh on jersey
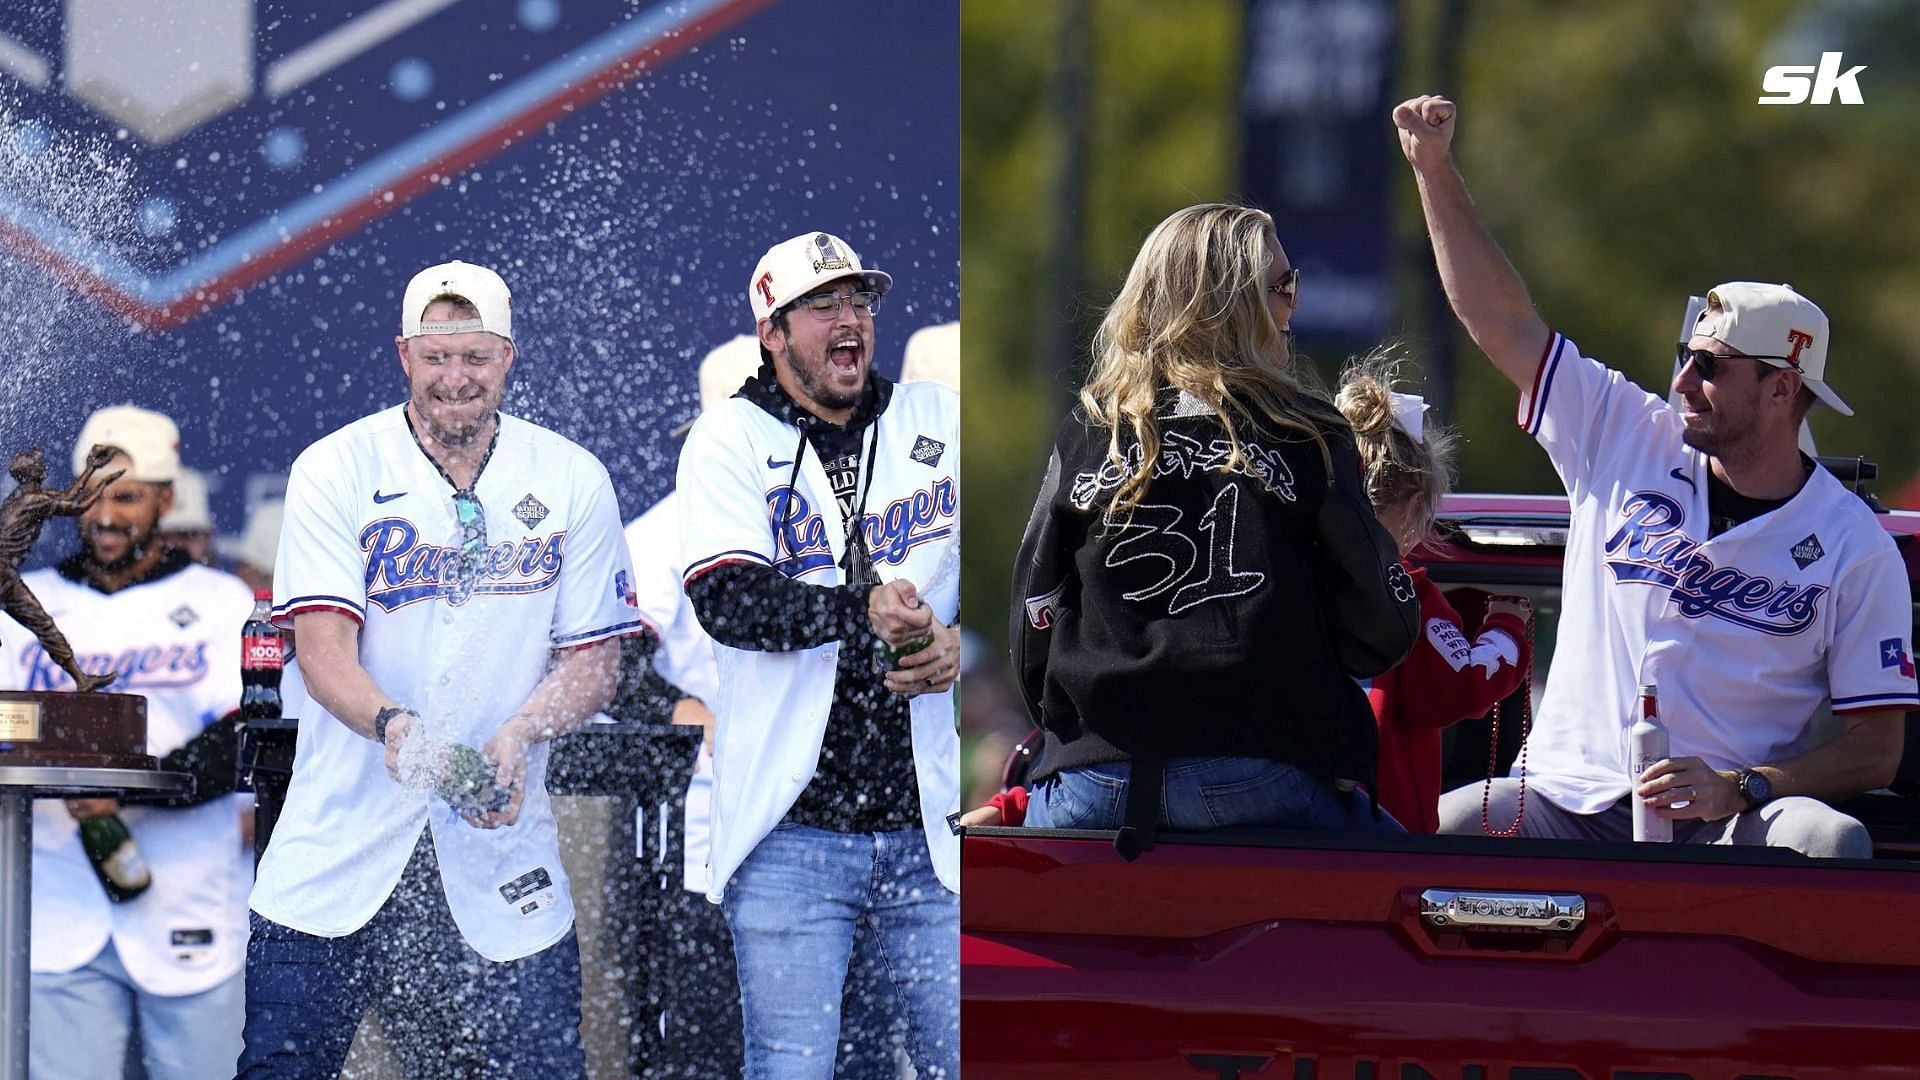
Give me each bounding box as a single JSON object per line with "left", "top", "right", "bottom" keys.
{"left": 766, "top": 457, "right": 795, "bottom": 469}
{"left": 373, "top": 490, "right": 407, "bottom": 504}
{"left": 1668, "top": 467, "right": 1694, "bottom": 490}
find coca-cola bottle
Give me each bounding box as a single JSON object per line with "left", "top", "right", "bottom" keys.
{"left": 241, "top": 590, "right": 284, "bottom": 721}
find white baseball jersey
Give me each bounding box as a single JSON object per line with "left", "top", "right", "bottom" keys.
{"left": 1518, "top": 334, "right": 1919, "bottom": 813}
{"left": 622, "top": 489, "right": 720, "bottom": 893}
{"left": 4, "top": 561, "right": 253, "bottom": 996}
{"left": 678, "top": 380, "right": 960, "bottom": 902}
{"left": 254, "top": 406, "right": 643, "bottom": 962}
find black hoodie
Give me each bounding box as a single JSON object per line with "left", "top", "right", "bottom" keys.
{"left": 684, "top": 361, "right": 920, "bottom": 833}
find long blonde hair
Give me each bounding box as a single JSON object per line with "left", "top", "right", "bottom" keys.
{"left": 1334, "top": 347, "right": 1456, "bottom": 550}
{"left": 1080, "top": 203, "right": 1331, "bottom": 523}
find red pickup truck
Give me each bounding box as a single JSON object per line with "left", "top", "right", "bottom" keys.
{"left": 961, "top": 483, "right": 1920, "bottom": 1079}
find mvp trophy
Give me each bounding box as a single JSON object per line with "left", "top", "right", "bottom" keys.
{"left": 0, "top": 445, "right": 188, "bottom": 1080}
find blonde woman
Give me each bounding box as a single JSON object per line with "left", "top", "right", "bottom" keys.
{"left": 1009, "top": 203, "right": 1418, "bottom": 845}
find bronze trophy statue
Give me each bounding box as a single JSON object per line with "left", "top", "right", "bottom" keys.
{"left": 0, "top": 445, "right": 123, "bottom": 693}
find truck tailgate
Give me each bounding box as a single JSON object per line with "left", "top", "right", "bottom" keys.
{"left": 962, "top": 828, "right": 1920, "bottom": 1079}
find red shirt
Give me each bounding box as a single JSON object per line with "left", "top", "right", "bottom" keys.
{"left": 1368, "top": 567, "right": 1531, "bottom": 834}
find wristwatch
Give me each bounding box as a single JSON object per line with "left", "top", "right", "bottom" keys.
{"left": 1733, "top": 767, "right": 1773, "bottom": 811}
{"left": 374, "top": 705, "right": 416, "bottom": 744}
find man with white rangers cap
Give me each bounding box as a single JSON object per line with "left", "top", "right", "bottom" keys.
{"left": 1396, "top": 95, "right": 1916, "bottom": 856}
{"left": 680, "top": 231, "right": 960, "bottom": 1075}
{"left": 1, "top": 404, "right": 255, "bottom": 1080}
{"left": 238, "top": 260, "right": 643, "bottom": 1077}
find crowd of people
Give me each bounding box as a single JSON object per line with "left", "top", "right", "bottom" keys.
{"left": 5, "top": 231, "right": 960, "bottom": 1079}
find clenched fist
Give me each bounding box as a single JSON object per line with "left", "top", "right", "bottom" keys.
{"left": 1392, "top": 94, "right": 1457, "bottom": 170}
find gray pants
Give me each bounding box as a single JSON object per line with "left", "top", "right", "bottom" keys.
{"left": 1437, "top": 778, "right": 1872, "bottom": 859}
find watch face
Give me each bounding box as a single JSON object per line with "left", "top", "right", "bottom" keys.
{"left": 1744, "top": 770, "right": 1772, "bottom": 804}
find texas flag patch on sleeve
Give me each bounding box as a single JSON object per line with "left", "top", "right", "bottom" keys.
{"left": 1881, "top": 637, "right": 1915, "bottom": 679}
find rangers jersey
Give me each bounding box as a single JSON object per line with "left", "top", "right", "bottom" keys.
{"left": 623, "top": 490, "right": 721, "bottom": 894}
{"left": 1518, "top": 334, "right": 1919, "bottom": 814}
{"left": 255, "top": 406, "right": 643, "bottom": 962}
{"left": 679, "top": 379, "right": 960, "bottom": 902}
{"left": 4, "top": 557, "right": 253, "bottom": 996}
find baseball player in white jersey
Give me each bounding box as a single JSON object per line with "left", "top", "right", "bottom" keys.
{"left": 1397, "top": 96, "right": 1917, "bottom": 856}
{"left": 3, "top": 406, "right": 254, "bottom": 1080}
{"left": 679, "top": 230, "right": 960, "bottom": 1076}
{"left": 238, "top": 261, "right": 642, "bottom": 1079}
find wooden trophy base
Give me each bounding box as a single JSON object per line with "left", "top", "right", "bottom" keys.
{"left": 0, "top": 690, "right": 152, "bottom": 770}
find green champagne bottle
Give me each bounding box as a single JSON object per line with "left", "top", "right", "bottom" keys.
{"left": 439, "top": 743, "right": 511, "bottom": 813}
{"left": 78, "top": 814, "right": 152, "bottom": 903}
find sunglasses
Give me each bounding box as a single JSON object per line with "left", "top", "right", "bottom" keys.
{"left": 451, "top": 490, "right": 488, "bottom": 604}
{"left": 1267, "top": 266, "right": 1302, "bottom": 307}
{"left": 1676, "top": 344, "right": 1796, "bottom": 382}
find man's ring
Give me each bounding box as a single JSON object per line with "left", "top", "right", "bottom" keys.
{"left": 1683, "top": 785, "right": 1695, "bottom": 799}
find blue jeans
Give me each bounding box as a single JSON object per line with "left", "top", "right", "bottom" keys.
{"left": 723, "top": 823, "right": 958, "bottom": 1079}
{"left": 1027, "top": 756, "right": 1405, "bottom": 833}
{"left": 29, "top": 940, "right": 243, "bottom": 1080}
{"left": 236, "top": 833, "right": 586, "bottom": 1079}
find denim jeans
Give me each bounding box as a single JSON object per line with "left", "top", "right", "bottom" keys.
{"left": 723, "top": 823, "right": 958, "bottom": 1079}
{"left": 29, "top": 940, "right": 244, "bottom": 1080}
{"left": 236, "top": 833, "right": 586, "bottom": 1080}
{"left": 1026, "top": 756, "right": 1404, "bottom": 833}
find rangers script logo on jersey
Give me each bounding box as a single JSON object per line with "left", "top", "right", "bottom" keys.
{"left": 1603, "top": 491, "right": 1826, "bottom": 635}
{"left": 360, "top": 517, "right": 566, "bottom": 612}
{"left": 766, "top": 477, "right": 957, "bottom": 577}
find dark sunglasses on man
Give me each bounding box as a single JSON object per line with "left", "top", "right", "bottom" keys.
{"left": 1676, "top": 343, "right": 1798, "bottom": 382}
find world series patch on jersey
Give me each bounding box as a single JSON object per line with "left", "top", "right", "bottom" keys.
{"left": 254, "top": 406, "right": 645, "bottom": 962}
{"left": 678, "top": 380, "right": 961, "bottom": 902}
{"left": 1516, "top": 334, "right": 1919, "bottom": 814}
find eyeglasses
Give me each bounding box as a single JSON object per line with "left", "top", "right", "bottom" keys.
{"left": 790, "top": 290, "right": 881, "bottom": 320}
{"left": 451, "top": 491, "right": 487, "bottom": 604}
{"left": 1267, "top": 266, "right": 1302, "bottom": 307}
{"left": 1676, "top": 344, "right": 1794, "bottom": 382}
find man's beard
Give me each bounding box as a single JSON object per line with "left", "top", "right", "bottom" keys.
{"left": 414, "top": 393, "right": 497, "bottom": 446}
{"left": 790, "top": 345, "right": 865, "bottom": 412}
{"left": 81, "top": 525, "right": 152, "bottom": 573}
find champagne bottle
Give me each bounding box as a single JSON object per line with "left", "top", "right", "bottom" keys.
{"left": 78, "top": 814, "right": 152, "bottom": 902}
{"left": 440, "top": 743, "right": 511, "bottom": 813}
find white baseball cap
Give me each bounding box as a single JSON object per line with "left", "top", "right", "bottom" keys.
{"left": 1693, "top": 281, "right": 1849, "bottom": 416}
{"left": 73, "top": 404, "right": 180, "bottom": 483}
{"left": 402, "top": 260, "right": 512, "bottom": 340}
{"left": 159, "top": 467, "right": 212, "bottom": 532}
{"left": 747, "top": 231, "right": 892, "bottom": 322}
{"left": 235, "top": 500, "right": 284, "bottom": 576}
{"left": 901, "top": 321, "right": 959, "bottom": 390}
{"left": 670, "top": 334, "right": 764, "bottom": 438}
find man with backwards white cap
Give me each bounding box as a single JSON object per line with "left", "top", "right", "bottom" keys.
{"left": 679, "top": 232, "right": 960, "bottom": 1076}
{"left": 238, "top": 260, "right": 644, "bottom": 1077}
{"left": 1394, "top": 94, "right": 1917, "bottom": 855}
{"left": 0, "top": 404, "right": 256, "bottom": 1080}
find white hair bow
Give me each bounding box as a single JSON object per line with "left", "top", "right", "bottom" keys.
{"left": 1390, "top": 391, "right": 1429, "bottom": 444}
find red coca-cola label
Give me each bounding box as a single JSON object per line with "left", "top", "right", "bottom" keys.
{"left": 243, "top": 636, "right": 285, "bottom": 670}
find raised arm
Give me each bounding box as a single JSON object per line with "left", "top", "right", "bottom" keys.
{"left": 1393, "top": 95, "right": 1552, "bottom": 390}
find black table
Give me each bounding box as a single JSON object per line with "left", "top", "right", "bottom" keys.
{"left": 0, "top": 766, "right": 189, "bottom": 1080}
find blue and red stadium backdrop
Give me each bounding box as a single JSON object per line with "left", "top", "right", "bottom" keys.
{"left": 0, "top": 0, "right": 958, "bottom": 558}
